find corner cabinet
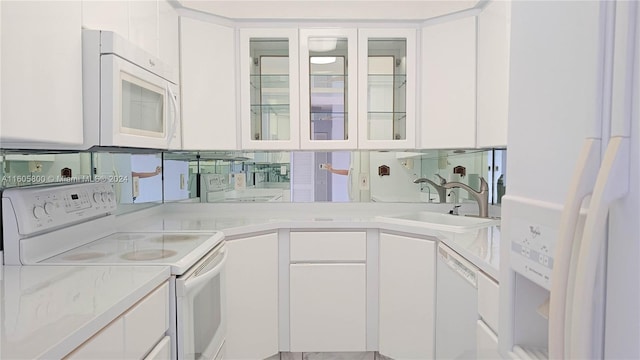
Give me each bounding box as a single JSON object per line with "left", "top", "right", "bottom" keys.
{"left": 180, "top": 16, "right": 237, "bottom": 150}
{"left": 379, "top": 233, "right": 435, "bottom": 359}
{"left": 225, "top": 233, "right": 279, "bottom": 359}
{"left": 420, "top": 16, "right": 477, "bottom": 149}
{"left": 299, "top": 29, "right": 359, "bottom": 150}
{"left": 240, "top": 29, "right": 300, "bottom": 150}
{"left": 358, "top": 29, "right": 417, "bottom": 149}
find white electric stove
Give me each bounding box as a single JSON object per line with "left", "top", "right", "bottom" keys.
{"left": 2, "top": 182, "right": 227, "bottom": 360}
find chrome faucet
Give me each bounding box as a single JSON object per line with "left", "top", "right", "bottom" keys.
{"left": 443, "top": 177, "right": 490, "bottom": 218}
{"left": 413, "top": 175, "right": 447, "bottom": 203}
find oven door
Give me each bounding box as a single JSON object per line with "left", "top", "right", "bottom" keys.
{"left": 100, "top": 54, "right": 180, "bottom": 149}
{"left": 176, "top": 243, "right": 227, "bottom": 360}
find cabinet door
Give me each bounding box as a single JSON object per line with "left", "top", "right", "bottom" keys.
{"left": 476, "top": 320, "right": 500, "bottom": 359}
{"left": 299, "top": 28, "right": 358, "bottom": 150}
{"left": 180, "top": 16, "right": 237, "bottom": 150}
{"left": 81, "top": 1, "right": 129, "bottom": 36}
{"left": 240, "top": 29, "right": 300, "bottom": 150}
{"left": 158, "top": 0, "right": 179, "bottom": 70}
{"left": 420, "top": 16, "right": 476, "bottom": 149}
{"left": 1, "top": 1, "right": 84, "bottom": 148}
{"left": 144, "top": 336, "right": 171, "bottom": 360}
{"left": 358, "top": 29, "right": 417, "bottom": 149}
{"left": 379, "top": 233, "right": 435, "bottom": 359}
{"left": 290, "top": 263, "right": 366, "bottom": 352}
{"left": 129, "top": 0, "right": 159, "bottom": 57}
{"left": 226, "top": 233, "right": 279, "bottom": 359}
{"left": 123, "top": 282, "right": 169, "bottom": 359}
{"left": 477, "top": 0, "right": 511, "bottom": 148}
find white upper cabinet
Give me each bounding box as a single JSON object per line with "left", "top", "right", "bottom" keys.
{"left": 180, "top": 17, "right": 237, "bottom": 150}
{"left": 240, "top": 29, "right": 300, "bottom": 150}
{"left": 358, "top": 28, "right": 417, "bottom": 149}
{"left": 81, "top": 1, "right": 129, "bottom": 37}
{"left": 420, "top": 16, "right": 477, "bottom": 149}
{"left": 82, "top": 0, "right": 178, "bottom": 70}
{"left": 477, "top": 0, "right": 510, "bottom": 148}
{"left": 129, "top": 0, "right": 159, "bottom": 58}
{"left": 158, "top": 0, "right": 180, "bottom": 71}
{"left": 299, "top": 28, "right": 359, "bottom": 150}
{"left": 1, "top": 1, "right": 84, "bottom": 148}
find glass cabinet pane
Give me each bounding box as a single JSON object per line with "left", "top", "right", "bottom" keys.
{"left": 308, "top": 38, "right": 349, "bottom": 141}
{"left": 250, "top": 39, "right": 291, "bottom": 141}
{"left": 366, "top": 39, "right": 407, "bottom": 141}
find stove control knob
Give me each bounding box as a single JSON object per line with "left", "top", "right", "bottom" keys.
{"left": 93, "top": 192, "right": 102, "bottom": 203}
{"left": 33, "top": 205, "right": 46, "bottom": 219}
{"left": 101, "top": 192, "right": 108, "bottom": 202}
{"left": 105, "top": 191, "right": 115, "bottom": 203}
{"left": 43, "top": 202, "right": 57, "bottom": 215}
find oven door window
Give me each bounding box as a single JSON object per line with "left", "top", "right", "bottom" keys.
{"left": 194, "top": 275, "right": 221, "bottom": 355}
{"left": 120, "top": 72, "right": 166, "bottom": 138}
{"left": 178, "top": 248, "right": 227, "bottom": 360}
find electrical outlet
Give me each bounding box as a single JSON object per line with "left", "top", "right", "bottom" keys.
{"left": 28, "top": 161, "right": 43, "bottom": 172}
{"left": 359, "top": 173, "right": 370, "bottom": 191}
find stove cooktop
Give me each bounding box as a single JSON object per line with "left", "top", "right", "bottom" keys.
{"left": 40, "top": 232, "right": 224, "bottom": 275}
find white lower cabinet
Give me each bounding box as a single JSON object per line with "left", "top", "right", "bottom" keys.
{"left": 144, "top": 336, "right": 171, "bottom": 360}
{"left": 476, "top": 320, "right": 500, "bottom": 359}
{"left": 378, "top": 233, "right": 435, "bottom": 359}
{"left": 66, "top": 282, "right": 169, "bottom": 359}
{"left": 226, "top": 233, "right": 279, "bottom": 359}
{"left": 477, "top": 272, "right": 500, "bottom": 359}
{"left": 290, "top": 263, "right": 367, "bottom": 352}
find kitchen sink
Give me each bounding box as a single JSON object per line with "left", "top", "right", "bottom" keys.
{"left": 376, "top": 211, "right": 500, "bottom": 233}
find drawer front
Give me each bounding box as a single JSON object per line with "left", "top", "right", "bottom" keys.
{"left": 290, "top": 231, "right": 366, "bottom": 262}
{"left": 476, "top": 320, "right": 500, "bottom": 359}
{"left": 477, "top": 272, "right": 499, "bottom": 334}
{"left": 66, "top": 317, "right": 125, "bottom": 359}
{"left": 144, "top": 336, "right": 171, "bottom": 360}
{"left": 124, "top": 282, "right": 170, "bottom": 359}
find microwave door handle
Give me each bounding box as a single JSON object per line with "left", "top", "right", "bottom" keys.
{"left": 183, "top": 249, "right": 228, "bottom": 290}
{"left": 167, "top": 85, "right": 179, "bottom": 147}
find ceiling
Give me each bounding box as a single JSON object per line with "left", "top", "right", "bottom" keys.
{"left": 176, "top": 0, "right": 481, "bottom": 21}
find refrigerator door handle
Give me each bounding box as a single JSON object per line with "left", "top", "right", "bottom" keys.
{"left": 548, "top": 138, "right": 600, "bottom": 359}
{"left": 569, "top": 136, "right": 630, "bottom": 358}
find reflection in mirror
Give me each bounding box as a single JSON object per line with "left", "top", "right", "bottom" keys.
{"left": 0, "top": 152, "right": 92, "bottom": 188}
{"left": 174, "top": 149, "right": 505, "bottom": 204}
{"left": 93, "top": 152, "right": 163, "bottom": 213}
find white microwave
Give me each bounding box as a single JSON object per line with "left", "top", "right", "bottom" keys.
{"left": 83, "top": 30, "right": 181, "bottom": 150}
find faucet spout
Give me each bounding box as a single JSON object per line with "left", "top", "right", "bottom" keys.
{"left": 413, "top": 177, "right": 447, "bottom": 203}
{"left": 443, "top": 177, "right": 490, "bottom": 218}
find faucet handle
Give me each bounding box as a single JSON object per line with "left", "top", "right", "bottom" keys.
{"left": 435, "top": 174, "right": 447, "bottom": 185}
{"left": 479, "top": 177, "right": 489, "bottom": 191}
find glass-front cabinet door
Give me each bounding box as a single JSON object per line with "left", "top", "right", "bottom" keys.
{"left": 300, "top": 29, "right": 358, "bottom": 149}
{"left": 240, "top": 29, "right": 299, "bottom": 149}
{"left": 358, "top": 29, "right": 416, "bottom": 149}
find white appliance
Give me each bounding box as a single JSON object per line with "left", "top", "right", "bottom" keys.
{"left": 500, "top": 1, "right": 639, "bottom": 359}
{"left": 83, "top": 30, "right": 181, "bottom": 150}
{"left": 435, "top": 243, "right": 478, "bottom": 359}
{"left": 1, "top": 183, "right": 226, "bottom": 360}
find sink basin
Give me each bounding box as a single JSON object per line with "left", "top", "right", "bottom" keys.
{"left": 376, "top": 212, "right": 500, "bottom": 233}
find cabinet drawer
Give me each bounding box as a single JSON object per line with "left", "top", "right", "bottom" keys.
{"left": 477, "top": 272, "right": 499, "bottom": 334}
{"left": 290, "top": 231, "right": 366, "bottom": 262}
{"left": 476, "top": 320, "right": 499, "bottom": 359}
{"left": 66, "top": 317, "right": 125, "bottom": 359}
{"left": 144, "top": 336, "right": 171, "bottom": 360}
{"left": 124, "top": 282, "right": 169, "bottom": 358}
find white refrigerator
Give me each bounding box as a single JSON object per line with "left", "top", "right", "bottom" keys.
{"left": 499, "top": 1, "right": 639, "bottom": 359}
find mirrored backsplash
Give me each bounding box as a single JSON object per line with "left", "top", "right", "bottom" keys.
{"left": 0, "top": 149, "right": 506, "bottom": 208}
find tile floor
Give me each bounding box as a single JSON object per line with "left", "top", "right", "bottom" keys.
{"left": 266, "top": 352, "right": 393, "bottom": 360}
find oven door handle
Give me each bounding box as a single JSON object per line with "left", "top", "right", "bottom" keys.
{"left": 179, "top": 249, "right": 227, "bottom": 296}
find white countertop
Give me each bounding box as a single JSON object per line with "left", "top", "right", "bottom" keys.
{"left": 0, "top": 265, "right": 170, "bottom": 359}
{"left": 119, "top": 202, "right": 501, "bottom": 279}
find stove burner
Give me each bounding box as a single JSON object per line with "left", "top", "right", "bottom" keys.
{"left": 111, "top": 234, "right": 146, "bottom": 241}
{"left": 151, "top": 234, "right": 201, "bottom": 243}
{"left": 62, "top": 252, "right": 107, "bottom": 261}
{"left": 120, "top": 249, "right": 178, "bottom": 261}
